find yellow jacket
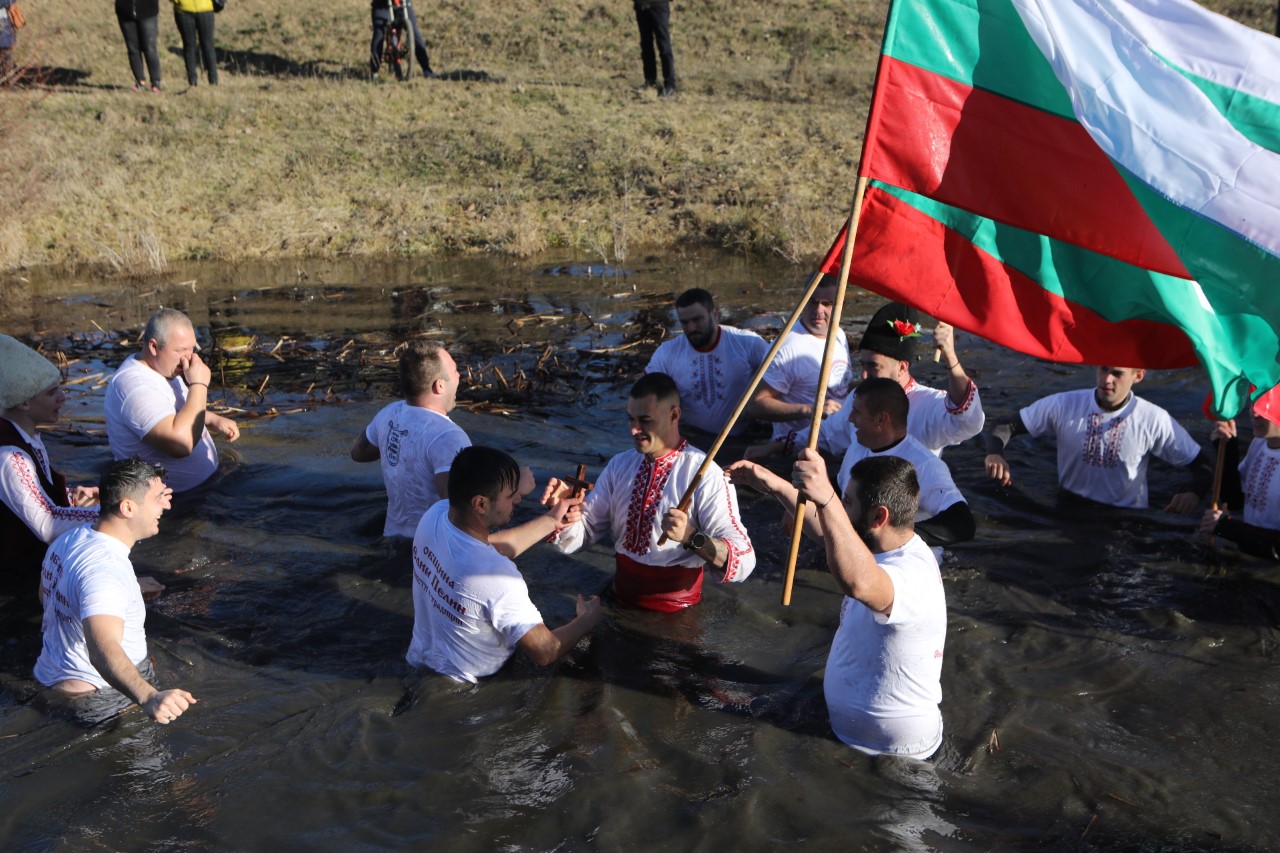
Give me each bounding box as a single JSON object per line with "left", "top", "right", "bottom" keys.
{"left": 172, "top": 0, "right": 215, "bottom": 13}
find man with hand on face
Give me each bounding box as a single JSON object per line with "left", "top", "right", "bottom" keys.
{"left": 105, "top": 308, "right": 239, "bottom": 493}
{"left": 351, "top": 341, "right": 472, "bottom": 538}
{"left": 645, "top": 288, "right": 768, "bottom": 447}
{"left": 407, "top": 446, "right": 602, "bottom": 683}
{"left": 34, "top": 457, "right": 198, "bottom": 725}
{"left": 0, "top": 335, "right": 100, "bottom": 602}
{"left": 546, "top": 373, "right": 755, "bottom": 612}
{"left": 984, "top": 366, "right": 1212, "bottom": 512}
{"left": 746, "top": 276, "right": 854, "bottom": 446}
{"left": 725, "top": 452, "right": 947, "bottom": 760}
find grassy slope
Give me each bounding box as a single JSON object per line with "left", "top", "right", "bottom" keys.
{"left": 0, "top": 0, "right": 1273, "bottom": 274}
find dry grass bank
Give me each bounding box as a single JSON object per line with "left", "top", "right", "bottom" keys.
{"left": 0, "top": 0, "right": 1274, "bottom": 274}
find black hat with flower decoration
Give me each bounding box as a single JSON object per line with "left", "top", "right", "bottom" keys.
{"left": 857, "top": 301, "right": 922, "bottom": 362}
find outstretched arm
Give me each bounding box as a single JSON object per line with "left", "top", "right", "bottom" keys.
{"left": 83, "top": 615, "right": 197, "bottom": 724}
{"left": 516, "top": 595, "right": 603, "bottom": 666}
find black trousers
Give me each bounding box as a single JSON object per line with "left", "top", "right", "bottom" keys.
{"left": 634, "top": 1, "right": 675, "bottom": 90}
{"left": 117, "top": 13, "right": 161, "bottom": 88}
{"left": 370, "top": 0, "right": 431, "bottom": 77}
{"left": 174, "top": 9, "right": 217, "bottom": 85}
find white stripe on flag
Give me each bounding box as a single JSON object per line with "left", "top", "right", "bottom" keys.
{"left": 1011, "top": 0, "right": 1280, "bottom": 257}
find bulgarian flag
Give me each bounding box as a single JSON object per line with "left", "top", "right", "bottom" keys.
{"left": 822, "top": 0, "right": 1280, "bottom": 418}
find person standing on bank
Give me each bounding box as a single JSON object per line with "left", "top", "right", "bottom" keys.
{"left": 172, "top": 0, "right": 217, "bottom": 87}
{"left": 117, "top": 0, "right": 162, "bottom": 92}
{"left": 0, "top": 335, "right": 100, "bottom": 604}
{"left": 0, "top": 0, "right": 20, "bottom": 84}
{"left": 634, "top": 0, "right": 676, "bottom": 97}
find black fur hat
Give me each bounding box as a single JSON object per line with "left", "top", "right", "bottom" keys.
{"left": 857, "top": 302, "right": 922, "bottom": 361}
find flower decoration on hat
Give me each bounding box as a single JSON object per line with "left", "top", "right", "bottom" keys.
{"left": 890, "top": 319, "right": 921, "bottom": 340}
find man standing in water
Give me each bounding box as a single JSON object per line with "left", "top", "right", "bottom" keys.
{"left": 105, "top": 308, "right": 240, "bottom": 494}
{"left": 34, "top": 457, "right": 198, "bottom": 725}
{"left": 547, "top": 373, "right": 755, "bottom": 612}
{"left": 645, "top": 288, "right": 768, "bottom": 448}
{"left": 746, "top": 275, "right": 853, "bottom": 447}
{"left": 984, "top": 366, "right": 1212, "bottom": 511}
{"left": 726, "top": 453, "right": 946, "bottom": 759}
{"left": 351, "top": 341, "right": 471, "bottom": 537}
{"left": 408, "top": 446, "right": 602, "bottom": 682}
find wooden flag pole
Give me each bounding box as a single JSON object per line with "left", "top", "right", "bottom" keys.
{"left": 656, "top": 267, "right": 832, "bottom": 546}
{"left": 1207, "top": 436, "right": 1227, "bottom": 545}
{"left": 781, "top": 176, "right": 869, "bottom": 606}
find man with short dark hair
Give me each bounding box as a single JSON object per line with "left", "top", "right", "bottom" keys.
{"left": 105, "top": 308, "right": 240, "bottom": 493}
{"left": 34, "top": 457, "right": 198, "bottom": 725}
{"left": 351, "top": 340, "right": 471, "bottom": 537}
{"left": 985, "top": 366, "right": 1211, "bottom": 512}
{"left": 855, "top": 301, "right": 984, "bottom": 457}
{"left": 645, "top": 288, "right": 768, "bottom": 442}
{"left": 546, "top": 373, "right": 755, "bottom": 611}
{"left": 407, "top": 446, "right": 602, "bottom": 683}
{"left": 726, "top": 453, "right": 947, "bottom": 759}
{"left": 746, "top": 276, "right": 854, "bottom": 445}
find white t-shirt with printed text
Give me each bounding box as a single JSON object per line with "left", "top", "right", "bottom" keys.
{"left": 364, "top": 401, "right": 471, "bottom": 537}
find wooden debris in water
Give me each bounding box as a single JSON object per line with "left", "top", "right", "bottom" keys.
{"left": 986, "top": 728, "right": 1001, "bottom": 753}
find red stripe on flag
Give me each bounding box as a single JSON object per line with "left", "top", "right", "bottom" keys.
{"left": 833, "top": 187, "right": 1199, "bottom": 369}
{"left": 861, "top": 57, "right": 1191, "bottom": 280}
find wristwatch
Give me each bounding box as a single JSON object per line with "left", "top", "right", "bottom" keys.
{"left": 683, "top": 531, "right": 711, "bottom": 553}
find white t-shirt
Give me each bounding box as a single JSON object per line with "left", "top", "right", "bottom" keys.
{"left": 824, "top": 533, "right": 946, "bottom": 759}
{"left": 0, "top": 422, "right": 97, "bottom": 544}
{"left": 552, "top": 441, "right": 756, "bottom": 582}
{"left": 407, "top": 501, "right": 545, "bottom": 684}
{"left": 760, "top": 322, "right": 854, "bottom": 441}
{"left": 905, "top": 378, "right": 985, "bottom": 457}
{"left": 1019, "top": 390, "right": 1201, "bottom": 509}
{"left": 34, "top": 525, "right": 148, "bottom": 690}
{"left": 837, "top": 434, "right": 966, "bottom": 523}
{"left": 104, "top": 355, "right": 219, "bottom": 493}
{"left": 1240, "top": 439, "right": 1280, "bottom": 531}
{"left": 364, "top": 401, "right": 471, "bottom": 537}
{"left": 646, "top": 326, "right": 769, "bottom": 436}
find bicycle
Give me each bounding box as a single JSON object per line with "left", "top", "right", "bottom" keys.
{"left": 381, "top": 0, "right": 412, "bottom": 81}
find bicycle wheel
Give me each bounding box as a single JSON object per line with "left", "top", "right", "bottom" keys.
{"left": 386, "top": 8, "right": 411, "bottom": 81}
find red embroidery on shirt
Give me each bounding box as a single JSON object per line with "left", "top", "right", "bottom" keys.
{"left": 944, "top": 379, "right": 978, "bottom": 415}
{"left": 717, "top": 473, "right": 753, "bottom": 582}
{"left": 1083, "top": 413, "right": 1127, "bottom": 469}
{"left": 622, "top": 443, "right": 684, "bottom": 555}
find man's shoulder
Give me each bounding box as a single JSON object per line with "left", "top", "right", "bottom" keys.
{"left": 106, "top": 355, "right": 164, "bottom": 400}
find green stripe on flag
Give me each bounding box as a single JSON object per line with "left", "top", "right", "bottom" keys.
{"left": 1170, "top": 64, "right": 1280, "bottom": 155}
{"left": 885, "top": 0, "right": 1074, "bottom": 120}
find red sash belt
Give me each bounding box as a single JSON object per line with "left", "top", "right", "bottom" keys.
{"left": 614, "top": 553, "right": 704, "bottom": 612}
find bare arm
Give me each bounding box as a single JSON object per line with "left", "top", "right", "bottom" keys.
{"left": 745, "top": 383, "right": 841, "bottom": 423}
{"left": 83, "top": 615, "right": 197, "bottom": 724}
{"left": 490, "top": 493, "right": 583, "bottom": 559}
{"left": 933, "top": 322, "right": 974, "bottom": 408}
{"left": 142, "top": 353, "right": 214, "bottom": 458}
{"left": 516, "top": 595, "right": 603, "bottom": 666}
{"left": 350, "top": 431, "right": 380, "bottom": 463}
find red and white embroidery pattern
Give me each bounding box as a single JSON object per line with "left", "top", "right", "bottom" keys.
{"left": 1246, "top": 454, "right": 1278, "bottom": 518}
{"left": 621, "top": 442, "right": 684, "bottom": 555}
{"left": 1083, "top": 413, "right": 1127, "bottom": 469}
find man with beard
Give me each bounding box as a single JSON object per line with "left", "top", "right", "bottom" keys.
{"left": 407, "top": 446, "right": 602, "bottom": 683}
{"left": 104, "top": 308, "right": 239, "bottom": 493}
{"left": 726, "top": 452, "right": 946, "bottom": 759}
{"left": 645, "top": 288, "right": 768, "bottom": 447}
{"left": 746, "top": 275, "right": 854, "bottom": 446}
{"left": 546, "top": 373, "right": 755, "bottom": 612}
{"left": 352, "top": 341, "right": 472, "bottom": 538}
{"left": 985, "top": 366, "right": 1211, "bottom": 512}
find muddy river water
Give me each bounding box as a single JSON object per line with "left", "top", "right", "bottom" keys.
{"left": 1, "top": 252, "right": 1278, "bottom": 850}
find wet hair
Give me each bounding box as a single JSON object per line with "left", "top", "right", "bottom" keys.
{"left": 143, "top": 308, "right": 193, "bottom": 349}
{"left": 99, "top": 456, "right": 167, "bottom": 518}
{"left": 854, "top": 377, "right": 909, "bottom": 429}
{"left": 448, "top": 446, "right": 520, "bottom": 512}
{"left": 399, "top": 340, "right": 449, "bottom": 399}
{"left": 675, "top": 288, "right": 716, "bottom": 316}
{"left": 847, "top": 456, "right": 918, "bottom": 529}
{"left": 630, "top": 372, "right": 681, "bottom": 408}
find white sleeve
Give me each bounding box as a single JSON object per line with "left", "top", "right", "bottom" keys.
{"left": 692, "top": 469, "right": 755, "bottom": 583}
{"left": 0, "top": 448, "right": 98, "bottom": 543}
{"left": 1018, "top": 394, "right": 1060, "bottom": 439}
{"left": 1150, "top": 412, "right": 1202, "bottom": 468}
{"left": 551, "top": 461, "right": 616, "bottom": 554}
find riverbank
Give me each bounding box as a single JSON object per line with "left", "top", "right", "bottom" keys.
{"left": 1, "top": 0, "right": 1273, "bottom": 275}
